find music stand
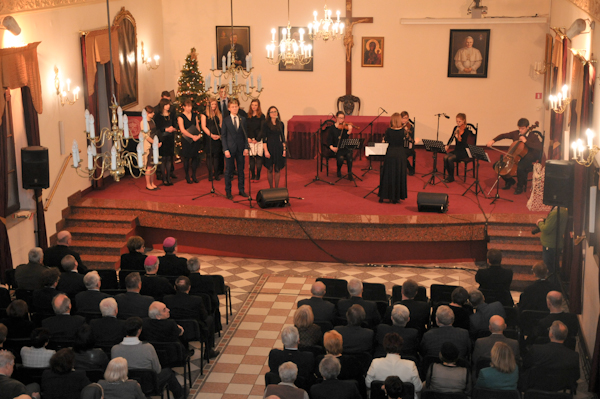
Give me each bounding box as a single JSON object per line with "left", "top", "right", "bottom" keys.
{"left": 462, "top": 144, "right": 489, "bottom": 198}
{"left": 335, "top": 138, "right": 363, "bottom": 187}
{"left": 306, "top": 119, "right": 335, "bottom": 187}
{"left": 421, "top": 139, "right": 447, "bottom": 189}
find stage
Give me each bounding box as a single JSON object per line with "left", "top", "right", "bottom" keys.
{"left": 73, "top": 148, "right": 546, "bottom": 265}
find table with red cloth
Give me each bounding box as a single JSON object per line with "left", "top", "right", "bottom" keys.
{"left": 286, "top": 115, "right": 391, "bottom": 159}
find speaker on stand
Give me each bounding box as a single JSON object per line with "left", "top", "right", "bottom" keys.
{"left": 21, "top": 146, "right": 50, "bottom": 189}
{"left": 543, "top": 160, "right": 574, "bottom": 207}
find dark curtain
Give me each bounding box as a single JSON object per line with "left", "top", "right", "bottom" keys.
{"left": 21, "top": 86, "right": 47, "bottom": 249}
{"left": 0, "top": 94, "right": 13, "bottom": 283}
{"left": 549, "top": 37, "right": 569, "bottom": 160}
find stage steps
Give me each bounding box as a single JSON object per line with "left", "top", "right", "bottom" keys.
{"left": 487, "top": 223, "right": 543, "bottom": 292}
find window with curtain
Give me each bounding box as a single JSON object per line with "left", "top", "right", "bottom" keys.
{"left": 4, "top": 93, "right": 20, "bottom": 215}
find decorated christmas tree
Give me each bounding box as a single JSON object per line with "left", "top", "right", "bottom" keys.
{"left": 176, "top": 47, "right": 209, "bottom": 114}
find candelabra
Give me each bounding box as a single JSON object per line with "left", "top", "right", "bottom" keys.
{"left": 549, "top": 85, "right": 571, "bottom": 114}
{"left": 267, "top": 23, "right": 312, "bottom": 67}
{"left": 572, "top": 129, "right": 600, "bottom": 167}
{"left": 54, "top": 66, "right": 80, "bottom": 106}
{"left": 71, "top": 102, "right": 160, "bottom": 181}
{"left": 141, "top": 41, "right": 160, "bottom": 70}
{"left": 207, "top": 50, "right": 263, "bottom": 101}
{"left": 533, "top": 61, "right": 549, "bottom": 75}
{"left": 308, "top": 4, "right": 344, "bottom": 41}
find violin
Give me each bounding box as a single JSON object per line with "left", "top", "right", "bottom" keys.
{"left": 493, "top": 121, "right": 540, "bottom": 177}
{"left": 337, "top": 122, "right": 360, "bottom": 130}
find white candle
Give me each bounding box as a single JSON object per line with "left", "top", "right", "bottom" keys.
{"left": 72, "top": 140, "right": 79, "bottom": 167}
{"left": 218, "top": 76, "right": 222, "bottom": 88}
{"left": 258, "top": 75, "right": 262, "bottom": 92}
{"left": 142, "top": 109, "right": 148, "bottom": 132}
{"left": 246, "top": 55, "right": 250, "bottom": 72}
{"left": 66, "top": 79, "right": 71, "bottom": 92}
{"left": 87, "top": 145, "right": 94, "bottom": 170}
{"left": 74, "top": 87, "right": 79, "bottom": 101}
{"left": 227, "top": 51, "right": 231, "bottom": 67}
{"left": 249, "top": 53, "right": 252, "bottom": 69}
{"left": 137, "top": 141, "right": 144, "bottom": 168}
{"left": 89, "top": 115, "right": 95, "bottom": 138}
{"left": 123, "top": 115, "right": 129, "bottom": 139}
{"left": 562, "top": 84, "right": 568, "bottom": 99}
{"left": 117, "top": 106, "right": 123, "bottom": 129}
{"left": 222, "top": 56, "right": 226, "bottom": 72}
{"left": 111, "top": 146, "right": 117, "bottom": 170}
{"left": 246, "top": 81, "right": 249, "bottom": 94}
{"left": 229, "top": 80, "right": 233, "bottom": 95}
{"left": 152, "top": 137, "right": 159, "bottom": 164}
{"left": 572, "top": 141, "right": 578, "bottom": 159}
{"left": 154, "top": 55, "right": 160, "bottom": 66}
{"left": 213, "top": 84, "right": 218, "bottom": 94}
{"left": 84, "top": 109, "right": 90, "bottom": 133}
{"left": 211, "top": 55, "right": 215, "bottom": 70}
{"left": 206, "top": 75, "right": 211, "bottom": 92}
{"left": 251, "top": 75, "right": 254, "bottom": 87}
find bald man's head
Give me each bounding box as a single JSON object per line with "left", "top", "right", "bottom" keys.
{"left": 549, "top": 320, "right": 568, "bottom": 343}
{"left": 546, "top": 291, "right": 563, "bottom": 312}
{"left": 489, "top": 315, "right": 506, "bottom": 334}
{"left": 311, "top": 282, "right": 326, "bottom": 297}
{"left": 57, "top": 231, "right": 72, "bottom": 245}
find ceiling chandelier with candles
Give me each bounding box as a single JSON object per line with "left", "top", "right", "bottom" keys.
{"left": 266, "top": 0, "right": 312, "bottom": 67}
{"left": 308, "top": 4, "right": 344, "bottom": 41}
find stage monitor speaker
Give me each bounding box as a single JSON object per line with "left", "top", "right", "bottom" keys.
{"left": 543, "top": 160, "right": 574, "bottom": 208}
{"left": 417, "top": 192, "right": 449, "bottom": 213}
{"left": 21, "top": 146, "right": 49, "bottom": 190}
{"left": 256, "top": 188, "right": 289, "bottom": 208}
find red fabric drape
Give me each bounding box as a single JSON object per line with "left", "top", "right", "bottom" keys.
{"left": 21, "top": 86, "right": 47, "bottom": 250}
{"left": 0, "top": 94, "right": 14, "bottom": 283}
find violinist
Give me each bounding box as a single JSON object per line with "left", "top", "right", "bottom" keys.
{"left": 398, "top": 111, "right": 418, "bottom": 175}
{"left": 327, "top": 111, "right": 354, "bottom": 180}
{"left": 486, "top": 118, "right": 542, "bottom": 195}
{"left": 442, "top": 113, "right": 474, "bottom": 183}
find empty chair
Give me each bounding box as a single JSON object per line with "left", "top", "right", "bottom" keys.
{"left": 91, "top": 269, "right": 118, "bottom": 290}
{"left": 370, "top": 380, "right": 415, "bottom": 399}
{"left": 472, "top": 387, "right": 520, "bottom": 399}
{"left": 205, "top": 274, "right": 232, "bottom": 324}
{"left": 430, "top": 284, "right": 459, "bottom": 306}
{"left": 316, "top": 278, "right": 349, "bottom": 304}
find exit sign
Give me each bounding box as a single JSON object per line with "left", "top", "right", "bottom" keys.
{"left": 535, "top": 93, "right": 542, "bottom": 99}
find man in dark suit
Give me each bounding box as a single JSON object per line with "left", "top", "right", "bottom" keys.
{"left": 41, "top": 293, "right": 86, "bottom": 341}
{"left": 120, "top": 236, "right": 147, "bottom": 271}
{"left": 157, "top": 237, "right": 189, "bottom": 277}
{"left": 530, "top": 291, "right": 579, "bottom": 347}
{"left": 43, "top": 231, "right": 88, "bottom": 274}
{"left": 140, "top": 256, "right": 175, "bottom": 301}
{"left": 469, "top": 289, "right": 505, "bottom": 337}
{"left": 475, "top": 249, "right": 513, "bottom": 305}
{"left": 264, "top": 361, "right": 310, "bottom": 399}
{"left": 222, "top": 34, "right": 246, "bottom": 68}
{"left": 115, "top": 272, "right": 154, "bottom": 319}
{"left": 140, "top": 301, "right": 183, "bottom": 343}
{"left": 297, "top": 282, "right": 335, "bottom": 324}
{"left": 74, "top": 271, "right": 111, "bottom": 313}
{"left": 374, "top": 304, "right": 419, "bottom": 358}
{"left": 420, "top": 305, "right": 471, "bottom": 358}
{"left": 221, "top": 98, "right": 249, "bottom": 200}
{"left": 32, "top": 267, "right": 61, "bottom": 315}
{"left": 336, "top": 278, "right": 381, "bottom": 328}
{"left": 56, "top": 255, "right": 86, "bottom": 300}
{"left": 310, "top": 355, "right": 362, "bottom": 399}
{"left": 187, "top": 256, "right": 221, "bottom": 331}
{"left": 519, "top": 262, "right": 558, "bottom": 312}
{"left": 268, "top": 325, "right": 315, "bottom": 387}
{"left": 0, "top": 350, "right": 41, "bottom": 399}
{"left": 384, "top": 279, "right": 430, "bottom": 336}
{"left": 334, "top": 304, "right": 374, "bottom": 353}
{"left": 14, "top": 247, "right": 48, "bottom": 290}
{"left": 90, "top": 297, "right": 126, "bottom": 347}
{"left": 472, "top": 315, "right": 520, "bottom": 366}
{"left": 163, "top": 276, "right": 218, "bottom": 357}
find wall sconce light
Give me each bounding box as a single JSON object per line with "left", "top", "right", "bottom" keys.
{"left": 571, "top": 129, "right": 599, "bottom": 167}
{"left": 54, "top": 66, "right": 80, "bottom": 106}
{"left": 534, "top": 61, "right": 550, "bottom": 75}
{"left": 140, "top": 41, "right": 160, "bottom": 70}
{"left": 548, "top": 84, "right": 570, "bottom": 114}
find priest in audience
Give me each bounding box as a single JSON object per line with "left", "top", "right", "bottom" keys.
{"left": 268, "top": 326, "right": 314, "bottom": 389}
{"left": 56, "top": 255, "right": 86, "bottom": 300}
{"left": 518, "top": 262, "right": 558, "bottom": 312}
{"left": 74, "top": 271, "right": 110, "bottom": 313}
{"left": 14, "top": 247, "right": 47, "bottom": 291}
{"left": 334, "top": 304, "right": 374, "bottom": 354}
{"left": 310, "top": 355, "right": 362, "bottom": 399}
{"left": 472, "top": 315, "right": 519, "bottom": 367}
{"left": 140, "top": 256, "right": 175, "bottom": 301}
{"left": 468, "top": 290, "right": 505, "bottom": 337}
{"left": 120, "top": 236, "right": 147, "bottom": 271}
{"left": 158, "top": 237, "right": 189, "bottom": 277}
{"left": 90, "top": 298, "right": 126, "bottom": 348}
{"left": 32, "top": 268, "right": 61, "bottom": 315}
{"left": 421, "top": 305, "right": 471, "bottom": 358}
{"left": 375, "top": 304, "right": 419, "bottom": 358}
{"left": 264, "top": 362, "right": 309, "bottom": 399}
{"left": 140, "top": 301, "right": 184, "bottom": 343}
{"left": 41, "top": 294, "right": 86, "bottom": 341}
{"left": 336, "top": 279, "right": 381, "bottom": 328}
{"left": 297, "top": 282, "right": 336, "bottom": 324}
{"left": 0, "top": 350, "right": 41, "bottom": 399}
{"left": 43, "top": 231, "right": 88, "bottom": 274}
{"left": 115, "top": 272, "right": 154, "bottom": 319}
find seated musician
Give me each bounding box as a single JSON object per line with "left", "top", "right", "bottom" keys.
{"left": 443, "top": 113, "right": 474, "bottom": 183}
{"left": 486, "top": 118, "right": 542, "bottom": 195}
{"left": 327, "top": 111, "right": 354, "bottom": 181}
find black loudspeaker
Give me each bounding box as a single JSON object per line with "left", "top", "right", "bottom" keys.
{"left": 256, "top": 188, "right": 289, "bottom": 208}
{"left": 417, "top": 192, "right": 449, "bottom": 213}
{"left": 21, "top": 146, "right": 49, "bottom": 189}
{"left": 543, "top": 160, "right": 574, "bottom": 208}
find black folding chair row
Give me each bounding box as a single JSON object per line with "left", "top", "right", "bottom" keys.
{"left": 129, "top": 368, "right": 170, "bottom": 399}
{"left": 370, "top": 380, "right": 415, "bottom": 399}
{"left": 391, "top": 284, "right": 429, "bottom": 304}
{"left": 176, "top": 318, "right": 206, "bottom": 374}
{"left": 151, "top": 341, "right": 191, "bottom": 398}
{"left": 206, "top": 274, "right": 232, "bottom": 324}
{"left": 91, "top": 269, "right": 119, "bottom": 290}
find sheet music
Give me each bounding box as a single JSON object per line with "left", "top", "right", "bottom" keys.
{"left": 365, "top": 143, "right": 388, "bottom": 156}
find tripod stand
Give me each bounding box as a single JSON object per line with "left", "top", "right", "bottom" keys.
{"left": 462, "top": 144, "right": 489, "bottom": 199}
{"left": 489, "top": 168, "right": 513, "bottom": 204}
{"left": 193, "top": 117, "right": 227, "bottom": 201}
{"left": 306, "top": 119, "right": 335, "bottom": 187}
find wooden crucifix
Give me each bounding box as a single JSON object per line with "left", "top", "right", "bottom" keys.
{"left": 342, "top": 0, "right": 373, "bottom": 95}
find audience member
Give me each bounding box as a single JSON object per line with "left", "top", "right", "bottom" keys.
{"left": 0, "top": 286, "right": 9, "bottom": 309}
{"left": 475, "top": 249, "right": 513, "bottom": 305}
{"left": 74, "top": 271, "right": 110, "bottom": 313}
{"left": 531, "top": 291, "right": 579, "bottom": 345}
{"left": 472, "top": 316, "right": 519, "bottom": 366}
{"left": 0, "top": 350, "right": 41, "bottom": 399}
{"left": 111, "top": 317, "right": 184, "bottom": 399}
{"left": 469, "top": 290, "right": 505, "bottom": 337}
{"left": 73, "top": 325, "right": 109, "bottom": 371}
{"left": 425, "top": 342, "right": 470, "bottom": 395}
{"left": 445, "top": 287, "right": 472, "bottom": 331}
{"left": 336, "top": 279, "right": 381, "bottom": 328}
{"left": 14, "top": 247, "right": 47, "bottom": 290}
{"left": 310, "top": 355, "right": 362, "bottom": 399}
{"left": 268, "top": 326, "right": 314, "bottom": 386}
{"left": 56, "top": 255, "right": 86, "bottom": 300}
{"left": 375, "top": 304, "right": 419, "bottom": 358}
{"left": 334, "top": 304, "right": 374, "bottom": 353}
{"left": 20, "top": 328, "right": 55, "bottom": 368}
{"left": 41, "top": 348, "right": 90, "bottom": 399}
{"left": 43, "top": 231, "right": 88, "bottom": 274}
{"left": 421, "top": 305, "right": 471, "bottom": 358}
{"left": 120, "top": 236, "right": 147, "bottom": 272}
{"left": 385, "top": 280, "right": 430, "bottom": 335}
{"left": 32, "top": 268, "right": 61, "bottom": 315}
{"left": 90, "top": 298, "right": 126, "bottom": 347}
{"left": 115, "top": 272, "right": 154, "bottom": 319}
{"left": 140, "top": 256, "right": 175, "bottom": 300}
{"left": 475, "top": 341, "right": 518, "bottom": 391}
{"left": 1, "top": 300, "right": 35, "bottom": 339}
{"left": 187, "top": 257, "right": 219, "bottom": 315}
{"left": 157, "top": 237, "right": 189, "bottom": 277}
{"left": 523, "top": 320, "right": 579, "bottom": 379}
{"left": 297, "top": 282, "right": 335, "bottom": 324}
{"left": 98, "top": 357, "right": 145, "bottom": 399}
{"left": 264, "top": 361, "right": 309, "bottom": 399}
{"left": 41, "top": 294, "right": 86, "bottom": 341}
{"left": 366, "top": 333, "right": 422, "bottom": 398}
{"left": 295, "top": 305, "right": 322, "bottom": 347}
{"left": 384, "top": 376, "right": 404, "bottom": 399}
{"left": 0, "top": 324, "right": 5, "bottom": 348}
{"left": 518, "top": 262, "right": 558, "bottom": 312}
{"left": 140, "top": 302, "right": 184, "bottom": 343}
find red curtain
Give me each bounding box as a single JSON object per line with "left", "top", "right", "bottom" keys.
{"left": 0, "top": 93, "right": 14, "bottom": 283}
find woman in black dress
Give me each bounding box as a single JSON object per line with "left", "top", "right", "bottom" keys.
{"left": 247, "top": 99, "right": 265, "bottom": 181}
{"left": 178, "top": 99, "right": 202, "bottom": 184}
{"left": 201, "top": 98, "right": 222, "bottom": 181}
{"left": 154, "top": 98, "right": 177, "bottom": 186}
{"left": 443, "top": 112, "right": 474, "bottom": 183}
{"left": 378, "top": 112, "right": 408, "bottom": 203}
{"left": 262, "top": 106, "right": 286, "bottom": 188}
{"left": 140, "top": 105, "right": 161, "bottom": 191}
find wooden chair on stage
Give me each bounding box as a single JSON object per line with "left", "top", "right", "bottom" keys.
{"left": 444, "top": 123, "right": 478, "bottom": 182}
{"left": 319, "top": 120, "right": 337, "bottom": 176}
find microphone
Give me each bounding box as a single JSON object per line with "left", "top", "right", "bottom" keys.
{"left": 443, "top": 113, "right": 450, "bottom": 119}
{"left": 380, "top": 107, "right": 388, "bottom": 114}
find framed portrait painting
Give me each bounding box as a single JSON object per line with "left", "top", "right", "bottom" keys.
{"left": 361, "top": 37, "right": 384, "bottom": 67}
{"left": 216, "top": 26, "right": 251, "bottom": 69}
{"left": 448, "top": 29, "right": 490, "bottom": 78}
{"left": 278, "top": 26, "right": 314, "bottom": 72}
{"left": 114, "top": 7, "right": 138, "bottom": 110}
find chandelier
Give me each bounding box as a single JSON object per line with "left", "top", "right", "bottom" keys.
{"left": 266, "top": 0, "right": 312, "bottom": 67}
{"left": 571, "top": 129, "right": 600, "bottom": 167}
{"left": 207, "top": 0, "right": 262, "bottom": 101}
{"left": 549, "top": 85, "right": 571, "bottom": 114}
{"left": 308, "top": 4, "right": 344, "bottom": 41}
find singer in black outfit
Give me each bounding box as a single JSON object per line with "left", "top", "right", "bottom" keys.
{"left": 201, "top": 98, "right": 223, "bottom": 181}
{"left": 178, "top": 99, "right": 202, "bottom": 184}
{"left": 378, "top": 112, "right": 408, "bottom": 203}
{"left": 262, "top": 106, "right": 286, "bottom": 188}
{"left": 443, "top": 113, "right": 474, "bottom": 183}
{"left": 327, "top": 111, "right": 354, "bottom": 180}
{"left": 247, "top": 99, "right": 265, "bottom": 181}
{"left": 154, "top": 99, "right": 177, "bottom": 186}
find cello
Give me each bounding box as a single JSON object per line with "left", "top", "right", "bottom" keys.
{"left": 493, "top": 121, "right": 539, "bottom": 177}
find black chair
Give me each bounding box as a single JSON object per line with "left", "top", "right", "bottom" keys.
{"left": 421, "top": 390, "right": 469, "bottom": 399}
{"left": 4, "top": 337, "right": 32, "bottom": 363}
{"left": 47, "top": 338, "right": 75, "bottom": 351}
{"left": 99, "top": 289, "right": 126, "bottom": 297}
{"left": 80, "top": 383, "right": 104, "bottom": 399}
{"left": 298, "top": 344, "right": 325, "bottom": 358}
{"left": 371, "top": 380, "right": 415, "bottom": 399}
{"left": 15, "top": 289, "right": 34, "bottom": 308}
{"left": 318, "top": 120, "right": 337, "bottom": 176}
{"left": 316, "top": 278, "right": 349, "bottom": 304}
{"left": 472, "top": 387, "right": 520, "bottom": 399}
{"left": 522, "top": 367, "right": 578, "bottom": 394}
{"left": 474, "top": 357, "right": 491, "bottom": 379}
{"left": 391, "top": 284, "right": 429, "bottom": 304}
{"left": 91, "top": 269, "right": 118, "bottom": 290}
{"left": 430, "top": 284, "right": 459, "bottom": 307}
{"left": 523, "top": 390, "right": 572, "bottom": 399}
{"left": 151, "top": 341, "right": 192, "bottom": 397}
{"left": 517, "top": 310, "right": 549, "bottom": 338}
{"left": 176, "top": 318, "right": 206, "bottom": 373}
{"left": 75, "top": 311, "right": 103, "bottom": 323}
{"left": 314, "top": 320, "right": 334, "bottom": 334}
{"left": 480, "top": 288, "right": 514, "bottom": 307}
{"left": 265, "top": 371, "right": 281, "bottom": 386}
{"left": 206, "top": 274, "right": 232, "bottom": 324}
{"left": 362, "top": 282, "right": 390, "bottom": 317}
{"left": 0, "top": 289, "right": 10, "bottom": 308}
{"left": 452, "top": 122, "right": 478, "bottom": 181}
{"left": 345, "top": 352, "right": 373, "bottom": 375}
{"left": 4, "top": 268, "right": 16, "bottom": 289}
{"left": 128, "top": 369, "right": 170, "bottom": 399}
{"left": 12, "top": 366, "right": 47, "bottom": 386}
{"left": 83, "top": 369, "right": 106, "bottom": 383}
{"left": 504, "top": 306, "right": 519, "bottom": 329}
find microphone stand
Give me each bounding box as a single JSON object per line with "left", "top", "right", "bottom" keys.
{"left": 234, "top": 120, "right": 253, "bottom": 208}
{"left": 306, "top": 118, "right": 335, "bottom": 187}
{"left": 193, "top": 115, "right": 227, "bottom": 201}
{"left": 360, "top": 108, "right": 387, "bottom": 174}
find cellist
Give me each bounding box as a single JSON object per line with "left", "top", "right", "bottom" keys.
{"left": 486, "top": 118, "right": 542, "bottom": 195}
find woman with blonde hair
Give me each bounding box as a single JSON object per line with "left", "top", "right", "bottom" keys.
{"left": 378, "top": 112, "right": 409, "bottom": 204}
{"left": 476, "top": 341, "right": 518, "bottom": 390}
{"left": 98, "top": 357, "right": 145, "bottom": 399}
{"left": 443, "top": 112, "right": 474, "bottom": 183}
{"left": 294, "top": 305, "right": 322, "bottom": 346}
{"left": 201, "top": 97, "right": 223, "bottom": 181}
